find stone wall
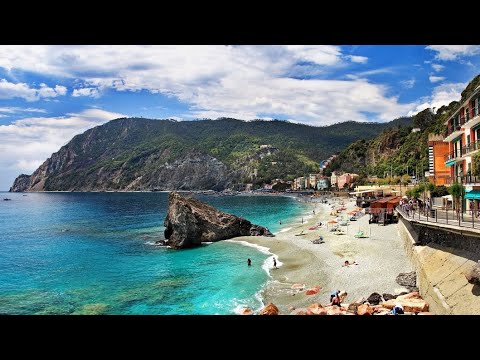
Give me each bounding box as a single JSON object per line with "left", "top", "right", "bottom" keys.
{"left": 397, "top": 218, "right": 480, "bottom": 314}
{"left": 402, "top": 218, "right": 480, "bottom": 254}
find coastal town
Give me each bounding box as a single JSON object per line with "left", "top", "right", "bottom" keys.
{"left": 1, "top": 45, "right": 480, "bottom": 316}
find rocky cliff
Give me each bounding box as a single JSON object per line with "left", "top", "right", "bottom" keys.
{"left": 163, "top": 192, "right": 273, "bottom": 249}
{"left": 10, "top": 117, "right": 411, "bottom": 192}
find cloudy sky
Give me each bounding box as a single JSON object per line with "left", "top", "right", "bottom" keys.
{"left": 0, "top": 45, "right": 479, "bottom": 190}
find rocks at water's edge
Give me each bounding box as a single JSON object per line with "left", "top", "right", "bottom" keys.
{"left": 366, "top": 292, "right": 383, "bottom": 305}
{"left": 259, "top": 303, "right": 279, "bottom": 315}
{"left": 382, "top": 292, "right": 429, "bottom": 313}
{"left": 254, "top": 290, "right": 432, "bottom": 315}
{"left": 465, "top": 261, "right": 480, "bottom": 285}
{"left": 163, "top": 192, "right": 274, "bottom": 249}
{"left": 382, "top": 293, "right": 397, "bottom": 301}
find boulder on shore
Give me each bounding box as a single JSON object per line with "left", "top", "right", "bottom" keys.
{"left": 383, "top": 292, "right": 429, "bottom": 313}
{"left": 259, "top": 303, "right": 279, "bottom": 315}
{"left": 367, "top": 292, "right": 382, "bottom": 305}
{"left": 382, "top": 293, "right": 397, "bottom": 301}
{"left": 465, "top": 261, "right": 480, "bottom": 285}
{"left": 357, "top": 304, "right": 374, "bottom": 315}
{"left": 307, "top": 303, "right": 327, "bottom": 315}
{"left": 396, "top": 271, "right": 417, "bottom": 291}
{"left": 163, "top": 192, "right": 274, "bottom": 249}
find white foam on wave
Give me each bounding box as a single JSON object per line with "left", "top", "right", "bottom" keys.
{"left": 277, "top": 227, "right": 292, "bottom": 233}
{"left": 225, "top": 239, "right": 272, "bottom": 256}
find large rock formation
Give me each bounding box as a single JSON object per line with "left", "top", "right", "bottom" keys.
{"left": 163, "top": 192, "right": 274, "bottom": 249}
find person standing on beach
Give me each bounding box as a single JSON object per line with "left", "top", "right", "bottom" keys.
{"left": 247, "top": 258, "right": 251, "bottom": 266}
{"left": 273, "top": 257, "right": 277, "bottom": 269}
{"left": 301, "top": 217, "right": 304, "bottom": 224}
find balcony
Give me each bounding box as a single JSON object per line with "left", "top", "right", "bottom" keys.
{"left": 461, "top": 106, "right": 480, "bottom": 129}
{"left": 444, "top": 151, "right": 463, "bottom": 165}
{"left": 444, "top": 121, "right": 464, "bottom": 142}
{"left": 461, "top": 139, "right": 480, "bottom": 156}
{"left": 445, "top": 175, "right": 480, "bottom": 185}
{"left": 462, "top": 174, "right": 480, "bottom": 185}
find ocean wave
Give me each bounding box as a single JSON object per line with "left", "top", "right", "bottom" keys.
{"left": 225, "top": 240, "right": 283, "bottom": 277}
{"left": 276, "top": 227, "right": 292, "bottom": 233}
{"left": 225, "top": 239, "right": 272, "bottom": 256}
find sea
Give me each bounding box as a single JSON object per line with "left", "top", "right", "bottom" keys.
{"left": 0, "top": 192, "right": 310, "bottom": 315}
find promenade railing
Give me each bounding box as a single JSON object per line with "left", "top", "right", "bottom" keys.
{"left": 396, "top": 205, "right": 480, "bottom": 230}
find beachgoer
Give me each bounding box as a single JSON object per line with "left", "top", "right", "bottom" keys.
{"left": 330, "top": 294, "right": 341, "bottom": 306}
{"left": 338, "top": 290, "right": 348, "bottom": 303}
{"left": 313, "top": 210, "right": 315, "bottom": 215}
{"left": 273, "top": 257, "right": 277, "bottom": 269}
{"left": 247, "top": 258, "right": 251, "bottom": 266}
{"left": 301, "top": 217, "right": 304, "bottom": 224}
{"left": 390, "top": 303, "right": 404, "bottom": 315}
{"left": 279, "top": 220, "right": 282, "bottom": 225}
{"left": 330, "top": 290, "right": 340, "bottom": 303}
{"left": 342, "top": 260, "right": 358, "bottom": 267}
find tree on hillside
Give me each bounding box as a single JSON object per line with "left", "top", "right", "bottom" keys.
{"left": 413, "top": 108, "right": 437, "bottom": 131}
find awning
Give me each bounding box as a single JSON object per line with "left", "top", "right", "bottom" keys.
{"left": 442, "top": 194, "right": 453, "bottom": 201}
{"left": 445, "top": 160, "right": 455, "bottom": 167}
{"left": 465, "top": 190, "right": 480, "bottom": 200}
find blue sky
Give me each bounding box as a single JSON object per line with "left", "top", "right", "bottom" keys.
{"left": 0, "top": 45, "right": 479, "bottom": 190}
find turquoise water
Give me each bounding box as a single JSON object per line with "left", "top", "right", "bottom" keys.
{"left": 0, "top": 192, "right": 308, "bottom": 314}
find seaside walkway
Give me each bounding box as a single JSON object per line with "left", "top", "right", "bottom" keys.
{"left": 396, "top": 205, "right": 480, "bottom": 235}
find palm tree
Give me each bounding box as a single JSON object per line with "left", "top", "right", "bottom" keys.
{"left": 448, "top": 182, "right": 464, "bottom": 220}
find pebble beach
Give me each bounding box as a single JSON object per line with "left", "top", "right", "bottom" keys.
{"left": 233, "top": 196, "right": 414, "bottom": 314}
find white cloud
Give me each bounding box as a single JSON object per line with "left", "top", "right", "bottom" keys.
{"left": 401, "top": 78, "right": 416, "bottom": 89}
{"left": 346, "top": 55, "right": 368, "bottom": 64}
{"left": 426, "top": 45, "right": 480, "bottom": 61}
{"left": 72, "top": 87, "right": 100, "bottom": 98}
{"left": 0, "top": 107, "right": 46, "bottom": 114}
{"left": 431, "top": 63, "right": 444, "bottom": 72}
{"left": 429, "top": 76, "right": 445, "bottom": 83}
{"left": 0, "top": 46, "right": 416, "bottom": 126}
{"left": 345, "top": 67, "right": 395, "bottom": 80}
{"left": 0, "top": 79, "right": 67, "bottom": 102}
{"left": 408, "top": 82, "right": 465, "bottom": 116}
{"left": 0, "top": 108, "right": 127, "bottom": 189}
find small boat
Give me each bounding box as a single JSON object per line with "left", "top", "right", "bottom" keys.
{"left": 3, "top": 198, "right": 12, "bottom": 201}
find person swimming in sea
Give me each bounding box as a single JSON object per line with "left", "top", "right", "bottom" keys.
{"left": 247, "top": 258, "right": 252, "bottom": 266}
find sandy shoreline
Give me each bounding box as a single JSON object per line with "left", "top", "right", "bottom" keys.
{"left": 232, "top": 196, "right": 414, "bottom": 314}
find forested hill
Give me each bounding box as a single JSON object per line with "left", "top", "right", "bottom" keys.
{"left": 10, "top": 116, "right": 412, "bottom": 192}
{"left": 325, "top": 74, "right": 480, "bottom": 180}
